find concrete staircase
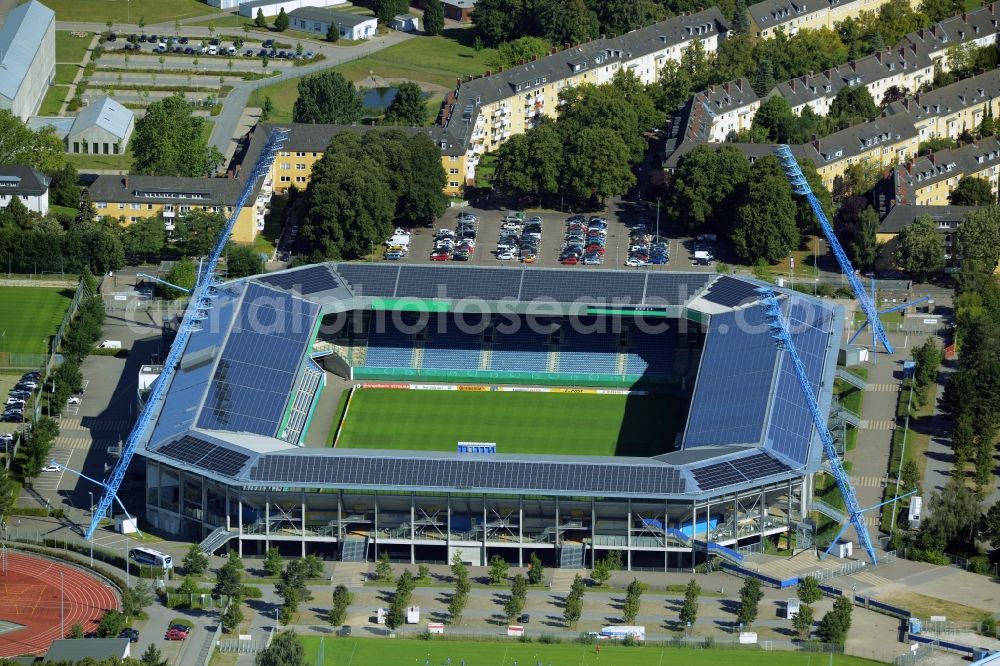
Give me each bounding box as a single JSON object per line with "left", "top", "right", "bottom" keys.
{"left": 331, "top": 561, "right": 369, "bottom": 588}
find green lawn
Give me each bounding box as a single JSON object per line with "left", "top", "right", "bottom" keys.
{"left": 0, "top": 287, "right": 73, "bottom": 354}
{"left": 53, "top": 63, "right": 80, "bottom": 86}
{"left": 250, "top": 32, "right": 495, "bottom": 120}
{"left": 188, "top": 14, "right": 255, "bottom": 29}
{"left": 38, "top": 85, "right": 70, "bottom": 116}
{"left": 333, "top": 388, "right": 686, "bottom": 457}
{"left": 41, "top": 0, "right": 213, "bottom": 24}
{"left": 66, "top": 150, "right": 133, "bottom": 172}
{"left": 55, "top": 31, "right": 93, "bottom": 64}
{"left": 300, "top": 637, "right": 883, "bottom": 666}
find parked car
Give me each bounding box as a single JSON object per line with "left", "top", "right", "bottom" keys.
{"left": 262, "top": 39, "right": 274, "bottom": 48}
{"left": 178, "top": 37, "right": 189, "bottom": 44}
{"left": 497, "top": 251, "right": 516, "bottom": 261}
{"left": 119, "top": 628, "right": 139, "bottom": 643}
{"left": 244, "top": 49, "right": 254, "bottom": 57}
{"left": 561, "top": 256, "right": 579, "bottom": 265}
{"left": 41, "top": 464, "right": 60, "bottom": 472}
{"left": 164, "top": 628, "right": 188, "bottom": 641}
{"left": 107, "top": 33, "right": 117, "bottom": 41}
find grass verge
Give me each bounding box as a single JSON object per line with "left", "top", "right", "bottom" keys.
{"left": 56, "top": 31, "right": 93, "bottom": 64}
{"left": 54, "top": 63, "right": 80, "bottom": 86}
{"left": 38, "top": 86, "right": 71, "bottom": 116}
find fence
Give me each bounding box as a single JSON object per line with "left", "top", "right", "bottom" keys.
{"left": 854, "top": 594, "right": 912, "bottom": 619}
{"left": 718, "top": 562, "right": 793, "bottom": 588}
{"left": 218, "top": 637, "right": 268, "bottom": 654}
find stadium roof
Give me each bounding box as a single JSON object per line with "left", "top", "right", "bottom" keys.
{"left": 139, "top": 264, "right": 842, "bottom": 499}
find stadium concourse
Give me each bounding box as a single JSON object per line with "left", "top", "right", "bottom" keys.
{"left": 133, "top": 264, "right": 843, "bottom": 570}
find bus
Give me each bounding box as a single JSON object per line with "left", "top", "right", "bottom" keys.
{"left": 128, "top": 546, "right": 173, "bottom": 569}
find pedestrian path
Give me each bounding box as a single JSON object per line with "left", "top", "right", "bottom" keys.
{"left": 58, "top": 416, "right": 133, "bottom": 432}
{"left": 53, "top": 436, "right": 119, "bottom": 450}
{"left": 865, "top": 383, "right": 899, "bottom": 392}
{"left": 850, "top": 475, "right": 890, "bottom": 488}
{"left": 860, "top": 419, "right": 896, "bottom": 431}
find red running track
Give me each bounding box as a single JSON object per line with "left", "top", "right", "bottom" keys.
{"left": 0, "top": 552, "right": 119, "bottom": 656}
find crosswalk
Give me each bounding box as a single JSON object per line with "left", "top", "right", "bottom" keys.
{"left": 860, "top": 419, "right": 896, "bottom": 431}
{"left": 53, "top": 437, "right": 119, "bottom": 451}
{"left": 865, "top": 383, "right": 899, "bottom": 392}
{"left": 58, "top": 416, "right": 132, "bottom": 432}
{"left": 850, "top": 475, "right": 891, "bottom": 488}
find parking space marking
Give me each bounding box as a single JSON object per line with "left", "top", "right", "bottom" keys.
{"left": 30, "top": 449, "right": 73, "bottom": 491}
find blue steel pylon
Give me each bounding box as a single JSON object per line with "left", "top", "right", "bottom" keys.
{"left": 773, "top": 146, "right": 894, "bottom": 361}
{"left": 757, "top": 287, "right": 879, "bottom": 566}
{"left": 85, "top": 128, "right": 290, "bottom": 540}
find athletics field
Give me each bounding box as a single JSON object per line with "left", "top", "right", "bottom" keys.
{"left": 332, "top": 388, "right": 688, "bottom": 458}
{"left": 300, "top": 636, "right": 882, "bottom": 666}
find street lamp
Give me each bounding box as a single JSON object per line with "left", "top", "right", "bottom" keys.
{"left": 889, "top": 363, "right": 916, "bottom": 535}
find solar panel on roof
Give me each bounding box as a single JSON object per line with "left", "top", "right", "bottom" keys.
{"left": 690, "top": 460, "right": 745, "bottom": 490}
{"left": 258, "top": 265, "right": 341, "bottom": 295}
{"left": 197, "top": 283, "right": 319, "bottom": 436}
{"left": 197, "top": 447, "right": 251, "bottom": 477}
{"left": 249, "top": 455, "right": 686, "bottom": 495}
{"left": 157, "top": 435, "right": 215, "bottom": 464}
{"left": 395, "top": 266, "right": 522, "bottom": 301}
{"left": 643, "top": 274, "right": 712, "bottom": 305}
{"left": 334, "top": 264, "right": 399, "bottom": 297}
{"left": 690, "top": 451, "right": 791, "bottom": 490}
{"left": 701, "top": 276, "right": 761, "bottom": 307}
{"left": 518, "top": 269, "right": 646, "bottom": 303}
{"left": 155, "top": 435, "right": 251, "bottom": 477}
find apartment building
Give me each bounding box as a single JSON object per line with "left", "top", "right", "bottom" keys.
{"left": 437, "top": 8, "right": 729, "bottom": 187}
{"left": 694, "top": 79, "right": 760, "bottom": 142}
{"left": 876, "top": 203, "right": 986, "bottom": 272}
{"left": 87, "top": 175, "right": 257, "bottom": 244}
{"left": 886, "top": 68, "right": 1000, "bottom": 141}
{"left": 0, "top": 166, "right": 50, "bottom": 215}
{"left": 877, "top": 136, "right": 1000, "bottom": 206}
{"left": 749, "top": 0, "right": 917, "bottom": 38}
{"left": 903, "top": 3, "right": 1000, "bottom": 69}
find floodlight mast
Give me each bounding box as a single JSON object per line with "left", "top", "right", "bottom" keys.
{"left": 85, "top": 129, "right": 290, "bottom": 541}
{"left": 773, "top": 145, "right": 893, "bottom": 360}
{"left": 756, "top": 287, "right": 878, "bottom": 566}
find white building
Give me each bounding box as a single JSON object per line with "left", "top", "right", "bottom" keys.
{"left": 0, "top": 0, "right": 55, "bottom": 121}
{"left": 288, "top": 7, "right": 378, "bottom": 40}
{"left": 237, "top": 0, "right": 346, "bottom": 19}
{"left": 66, "top": 96, "right": 135, "bottom": 155}
{"left": 0, "top": 166, "right": 51, "bottom": 215}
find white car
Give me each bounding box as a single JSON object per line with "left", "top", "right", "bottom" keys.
{"left": 68, "top": 396, "right": 81, "bottom": 405}
{"left": 497, "top": 251, "right": 516, "bottom": 260}
{"left": 42, "top": 464, "right": 60, "bottom": 472}
{"left": 625, "top": 258, "right": 648, "bottom": 267}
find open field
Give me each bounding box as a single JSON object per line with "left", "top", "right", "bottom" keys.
{"left": 0, "top": 287, "right": 73, "bottom": 354}
{"left": 333, "top": 388, "right": 687, "bottom": 457}
{"left": 56, "top": 31, "right": 93, "bottom": 64}
{"left": 877, "top": 591, "right": 994, "bottom": 621}
{"left": 188, "top": 14, "right": 254, "bottom": 28}
{"left": 299, "top": 637, "right": 883, "bottom": 666}
{"left": 42, "top": 0, "right": 212, "bottom": 24}
{"left": 66, "top": 150, "right": 133, "bottom": 172}
{"left": 249, "top": 31, "right": 494, "bottom": 120}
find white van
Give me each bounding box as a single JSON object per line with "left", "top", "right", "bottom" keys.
{"left": 207, "top": 45, "right": 218, "bottom": 55}
{"left": 908, "top": 496, "right": 922, "bottom": 529}
{"left": 99, "top": 340, "right": 122, "bottom": 350}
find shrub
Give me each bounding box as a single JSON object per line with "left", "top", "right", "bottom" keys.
{"left": 241, "top": 584, "right": 263, "bottom": 599}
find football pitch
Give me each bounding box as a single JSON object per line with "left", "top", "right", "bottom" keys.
{"left": 332, "top": 388, "right": 687, "bottom": 457}
{"left": 300, "top": 636, "right": 882, "bottom": 666}
{"left": 0, "top": 287, "right": 73, "bottom": 355}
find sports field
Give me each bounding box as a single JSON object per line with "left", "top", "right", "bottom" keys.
{"left": 332, "top": 388, "right": 687, "bottom": 457}
{"left": 0, "top": 287, "right": 73, "bottom": 355}
{"left": 300, "top": 636, "right": 882, "bottom": 666}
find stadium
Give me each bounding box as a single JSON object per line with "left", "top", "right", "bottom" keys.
{"left": 134, "top": 263, "right": 844, "bottom": 570}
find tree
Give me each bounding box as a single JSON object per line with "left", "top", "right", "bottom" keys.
{"left": 451, "top": 553, "right": 470, "bottom": 590}
{"left": 679, "top": 578, "right": 700, "bottom": 628}
{"left": 262, "top": 547, "right": 283, "bottom": 577}
{"left": 260, "top": 96, "right": 275, "bottom": 123}
{"left": 326, "top": 23, "right": 339, "bottom": 42}
{"left": 563, "top": 127, "right": 635, "bottom": 202}
{"left": 751, "top": 95, "right": 795, "bottom": 143}
{"left": 900, "top": 458, "right": 921, "bottom": 492}
{"left": 140, "top": 644, "right": 169, "bottom": 666}
{"left": 174, "top": 210, "right": 225, "bottom": 256}
{"left": 978, "top": 105, "right": 995, "bottom": 138}
{"left": 488, "top": 555, "right": 509, "bottom": 585}
{"left": 160, "top": 257, "right": 196, "bottom": 300}
{"left": 0, "top": 111, "right": 64, "bottom": 172}
{"left": 214, "top": 551, "right": 244, "bottom": 600}
{"left": 330, "top": 584, "right": 353, "bottom": 625}
{"left": 255, "top": 8, "right": 266, "bottom": 27}
{"left": 792, "top": 603, "right": 815, "bottom": 639}
{"left": 132, "top": 95, "right": 223, "bottom": 177}
{"left": 664, "top": 145, "right": 750, "bottom": 233}
{"left": 920, "top": 0, "right": 963, "bottom": 22}
{"left": 737, "top": 578, "right": 764, "bottom": 627}
{"left": 375, "top": 551, "right": 393, "bottom": 582}
{"left": 816, "top": 595, "right": 853, "bottom": 645}
{"left": 591, "top": 550, "right": 620, "bottom": 587}
{"left": 912, "top": 337, "right": 943, "bottom": 404}
{"left": 276, "top": 559, "right": 314, "bottom": 620}
{"left": 504, "top": 574, "right": 527, "bottom": 623}
{"left": 797, "top": 576, "right": 822, "bottom": 605}
{"left": 982, "top": 500, "right": 1000, "bottom": 550}
{"left": 383, "top": 81, "right": 425, "bottom": 126}
{"left": 562, "top": 574, "right": 585, "bottom": 627}
{"left": 536, "top": 0, "right": 598, "bottom": 46}
{"left": 181, "top": 545, "right": 209, "bottom": 576}
{"left": 122, "top": 217, "right": 165, "bottom": 262}
{"left": 256, "top": 630, "right": 305, "bottom": 666}
{"left": 528, "top": 552, "right": 544, "bottom": 585}
{"left": 293, "top": 71, "right": 363, "bottom": 124}
{"left": 48, "top": 163, "right": 80, "bottom": 208}
{"left": 274, "top": 8, "right": 289, "bottom": 31}
{"left": 0, "top": 468, "right": 16, "bottom": 524}
{"left": 849, "top": 206, "right": 879, "bottom": 273}
{"left": 423, "top": 0, "right": 445, "bottom": 35}
{"left": 447, "top": 590, "right": 467, "bottom": 625}
{"left": 956, "top": 206, "right": 1000, "bottom": 274}
{"left": 829, "top": 85, "right": 878, "bottom": 126}
{"left": 622, "top": 578, "right": 642, "bottom": 624}
{"left": 494, "top": 119, "right": 564, "bottom": 195}
{"left": 880, "top": 85, "right": 908, "bottom": 109}
{"left": 894, "top": 215, "right": 945, "bottom": 280}
{"left": 488, "top": 36, "right": 551, "bottom": 71}
{"left": 222, "top": 601, "right": 244, "bottom": 633}
{"left": 732, "top": 156, "right": 799, "bottom": 263}
{"left": 732, "top": 0, "right": 750, "bottom": 33}
{"left": 226, "top": 244, "right": 263, "bottom": 278}
{"left": 96, "top": 610, "right": 127, "bottom": 637}
{"left": 917, "top": 476, "right": 982, "bottom": 553}
{"left": 752, "top": 58, "right": 776, "bottom": 97}
{"left": 950, "top": 176, "right": 995, "bottom": 206}
{"left": 374, "top": 0, "right": 408, "bottom": 24}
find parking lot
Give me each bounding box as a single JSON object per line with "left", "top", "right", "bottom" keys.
{"left": 383, "top": 203, "right": 720, "bottom": 274}
{"left": 103, "top": 32, "right": 318, "bottom": 61}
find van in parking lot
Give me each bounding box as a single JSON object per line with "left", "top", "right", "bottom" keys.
{"left": 208, "top": 45, "right": 218, "bottom": 55}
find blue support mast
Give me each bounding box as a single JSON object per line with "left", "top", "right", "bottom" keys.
{"left": 85, "top": 128, "right": 289, "bottom": 540}
{"left": 757, "top": 287, "right": 879, "bottom": 566}
{"left": 773, "top": 145, "right": 893, "bottom": 358}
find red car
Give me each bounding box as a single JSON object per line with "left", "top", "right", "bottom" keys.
{"left": 585, "top": 244, "right": 606, "bottom": 255}
{"left": 164, "top": 628, "right": 188, "bottom": 641}
{"left": 561, "top": 256, "right": 579, "bottom": 265}
{"left": 430, "top": 251, "right": 450, "bottom": 261}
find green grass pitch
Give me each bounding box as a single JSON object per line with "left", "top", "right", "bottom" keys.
{"left": 0, "top": 287, "right": 73, "bottom": 355}
{"left": 333, "top": 388, "right": 687, "bottom": 457}
{"left": 300, "top": 636, "right": 883, "bottom": 666}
